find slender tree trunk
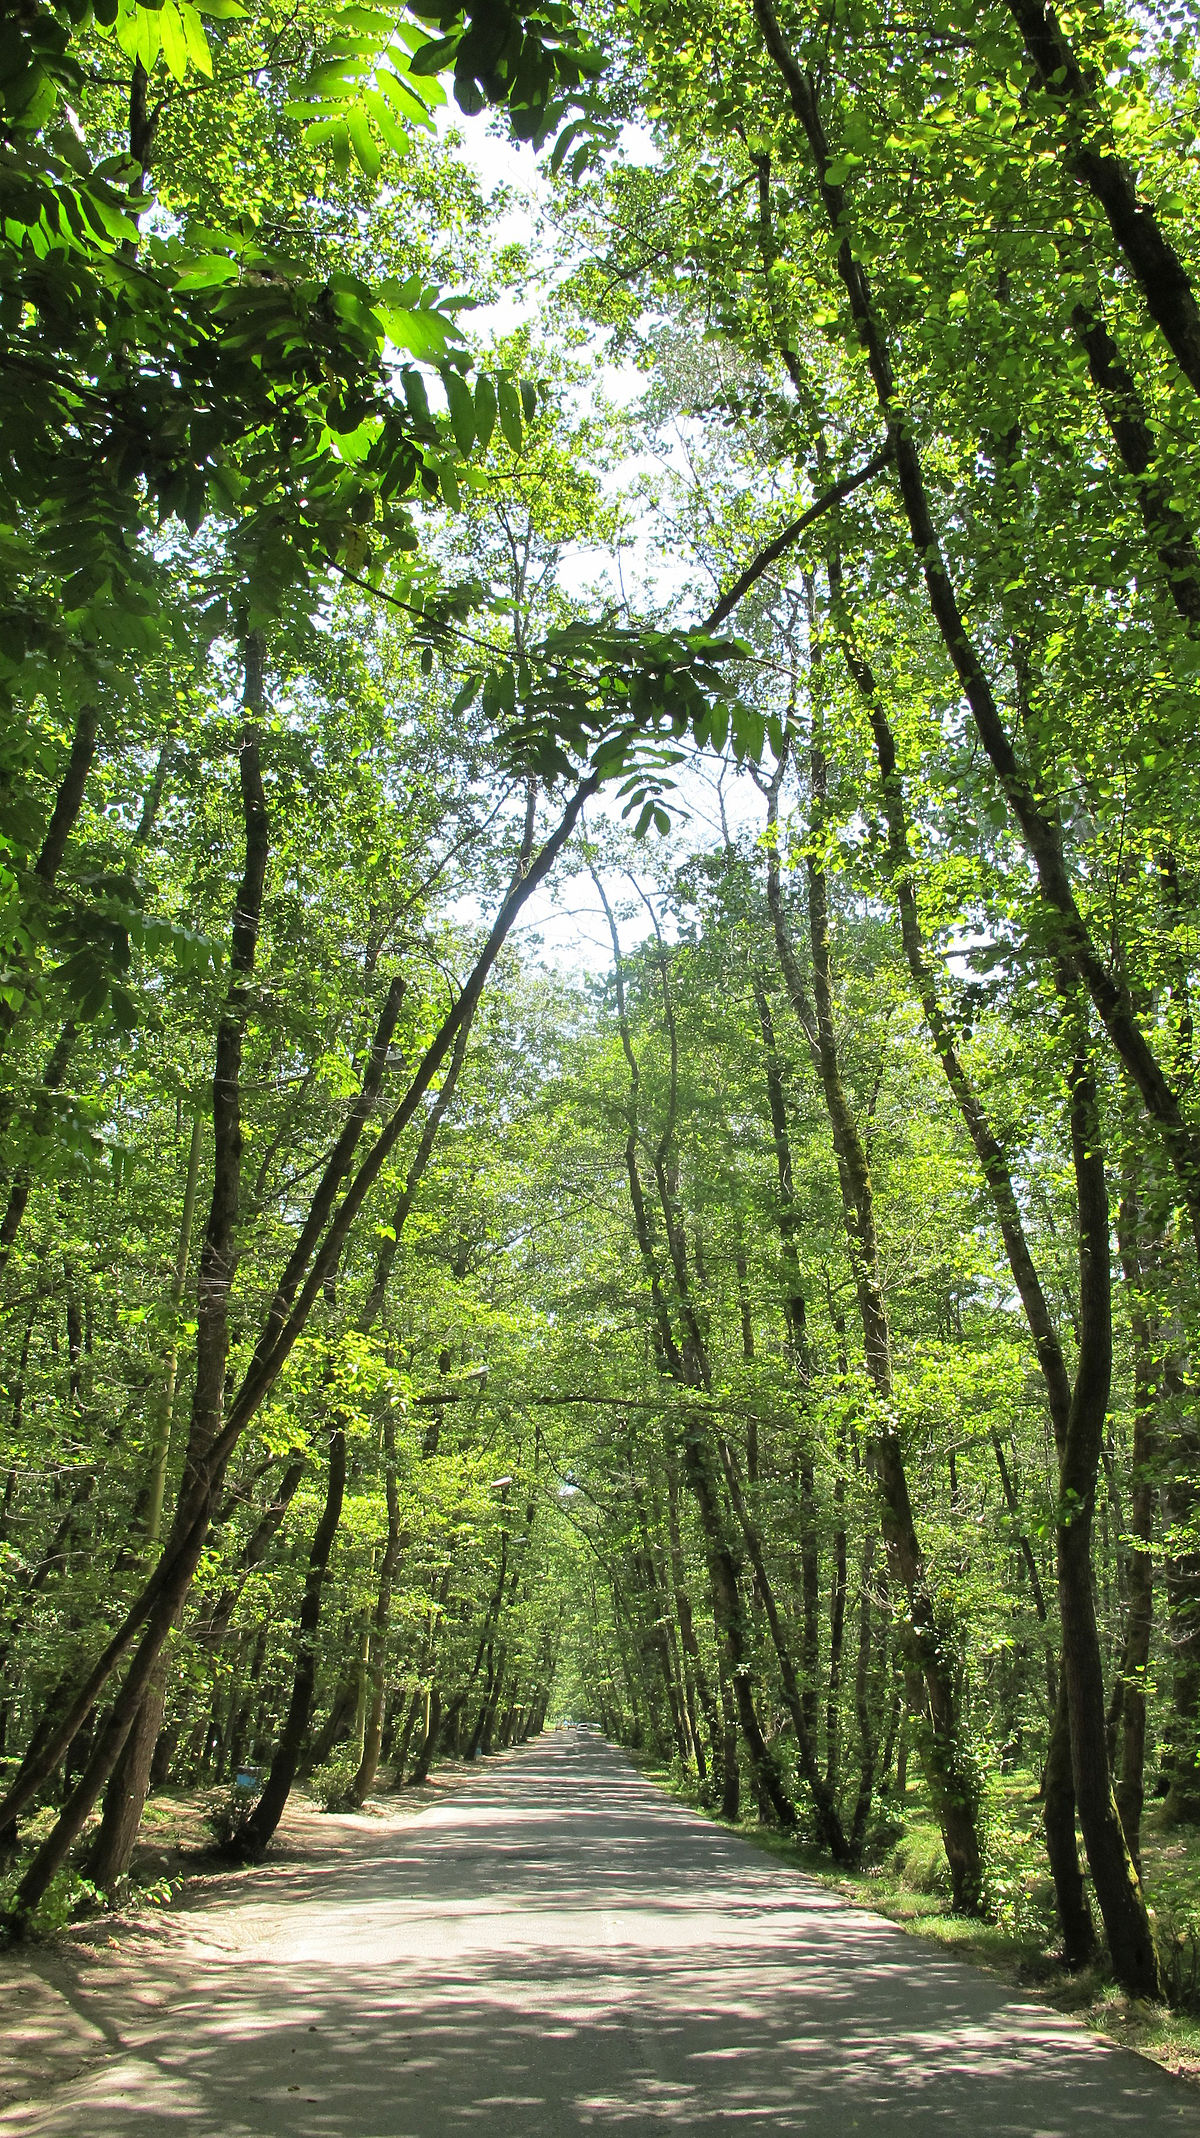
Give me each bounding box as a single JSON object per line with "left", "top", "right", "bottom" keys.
{"left": 1043, "top": 1677, "right": 1095, "bottom": 1969}
{"left": 593, "top": 871, "right": 800, "bottom": 1832}
{"left": 0, "top": 705, "right": 98, "bottom": 1062}
{"left": 827, "top": 552, "right": 1102, "bottom": 1955}
{"left": 750, "top": 973, "right": 822, "bottom": 1737}
{"left": 234, "top": 1424, "right": 347, "bottom": 1856}
{"left": 718, "top": 1663, "right": 741, "bottom": 1821}
{"left": 392, "top": 1690, "right": 423, "bottom": 1784}
{"left": 86, "top": 1109, "right": 207, "bottom": 1891}
{"left": 409, "top": 1687, "right": 441, "bottom": 1786}
{"left": 1003, "top": 0, "right": 1200, "bottom": 402}
{"left": 349, "top": 1414, "right": 404, "bottom": 1806}
{"left": 850, "top": 1537, "right": 877, "bottom": 1855}
{"left": 1056, "top": 1034, "right": 1161, "bottom": 1997}
{"left": 1163, "top": 1408, "right": 1200, "bottom": 1824}
{"left": 765, "top": 744, "right": 985, "bottom": 1911}
{"left": 715, "top": 1431, "right": 850, "bottom": 1860}
{"left": 825, "top": 1430, "right": 847, "bottom": 1794}
{"left": 1113, "top": 1173, "right": 1161, "bottom": 1867}
{"left": 1068, "top": 291, "right": 1200, "bottom": 626}
{"left": 664, "top": 1447, "right": 715, "bottom": 1784}
{"left": 143, "top": 1109, "right": 204, "bottom": 1547}
{"left": 0, "top": 1026, "right": 77, "bottom": 1271}
{"left": 681, "top": 1417, "right": 796, "bottom": 1829}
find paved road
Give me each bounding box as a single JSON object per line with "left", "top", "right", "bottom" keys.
{"left": 2, "top": 1730, "right": 1196, "bottom": 2133}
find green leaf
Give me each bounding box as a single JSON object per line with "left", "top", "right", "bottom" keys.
{"left": 409, "top": 32, "right": 459, "bottom": 75}
{"left": 179, "top": 0, "right": 212, "bottom": 75}
{"left": 497, "top": 376, "right": 522, "bottom": 452}
{"left": 116, "top": 2, "right": 160, "bottom": 71}
{"left": 346, "top": 106, "right": 382, "bottom": 177}
{"left": 158, "top": 0, "right": 189, "bottom": 81}
{"left": 382, "top": 306, "right": 452, "bottom": 360}
{"left": 401, "top": 367, "right": 432, "bottom": 424}
{"left": 443, "top": 367, "right": 475, "bottom": 457}
{"left": 377, "top": 66, "right": 438, "bottom": 129}
{"left": 306, "top": 117, "right": 352, "bottom": 175}
{"left": 175, "top": 252, "right": 238, "bottom": 289}
{"left": 361, "top": 84, "right": 411, "bottom": 155}
{"left": 473, "top": 372, "right": 497, "bottom": 451}
{"left": 550, "top": 120, "right": 582, "bottom": 175}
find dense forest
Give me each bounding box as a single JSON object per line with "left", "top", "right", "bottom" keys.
{"left": 3, "top": 0, "right": 1200, "bottom": 2017}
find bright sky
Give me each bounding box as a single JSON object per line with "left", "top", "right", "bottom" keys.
{"left": 433, "top": 109, "right": 776, "bottom": 975}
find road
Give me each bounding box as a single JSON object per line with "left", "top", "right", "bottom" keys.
{"left": 1, "top": 1729, "right": 1195, "bottom": 2133}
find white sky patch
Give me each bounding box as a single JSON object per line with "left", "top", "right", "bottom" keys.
{"left": 427, "top": 108, "right": 779, "bottom": 980}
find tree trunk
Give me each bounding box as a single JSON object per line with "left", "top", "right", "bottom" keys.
{"left": 1056, "top": 1039, "right": 1161, "bottom": 1997}
{"left": 409, "top": 1687, "right": 441, "bottom": 1786}
{"left": 234, "top": 1423, "right": 347, "bottom": 1856}
{"left": 715, "top": 1431, "right": 850, "bottom": 1861}
{"left": 849, "top": 1549, "right": 878, "bottom": 1858}
{"left": 1004, "top": 0, "right": 1200, "bottom": 402}
{"left": 664, "top": 1447, "right": 716, "bottom": 1785}
{"left": 752, "top": 0, "right": 1200, "bottom": 1256}
{"left": 85, "top": 1657, "right": 170, "bottom": 1892}
{"left": 765, "top": 746, "right": 985, "bottom": 1912}
{"left": 679, "top": 1417, "right": 796, "bottom": 1830}
{"left": 0, "top": 704, "right": 98, "bottom": 1064}
{"left": 718, "top": 1664, "right": 741, "bottom": 1822}
{"left": 827, "top": 547, "right": 1104, "bottom": 1955}
{"left": 1113, "top": 1174, "right": 1162, "bottom": 1866}
{"left": 1042, "top": 1676, "right": 1096, "bottom": 1968}
{"left": 593, "top": 872, "right": 798, "bottom": 1832}
{"left": 86, "top": 1107, "right": 207, "bottom": 1889}
{"left": 349, "top": 1414, "right": 404, "bottom": 1807}
{"left": 826, "top": 1427, "right": 848, "bottom": 1794}
{"left": 1163, "top": 1416, "right": 1200, "bottom": 1824}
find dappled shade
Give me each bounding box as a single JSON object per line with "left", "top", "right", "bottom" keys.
{"left": 10, "top": 1735, "right": 1191, "bottom": 2135}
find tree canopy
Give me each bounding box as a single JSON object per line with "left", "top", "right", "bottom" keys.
{"left": 3, "top": 0, "right": 1200, "bottom": 2016}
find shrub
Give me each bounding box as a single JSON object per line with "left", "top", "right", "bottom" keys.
{"left": 307, "top": 1755, "right": 360, "bottom": 1812}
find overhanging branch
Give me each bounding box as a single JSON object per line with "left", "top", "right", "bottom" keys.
{"left": 702, "top": 444, "right": 891, "bottom": 630}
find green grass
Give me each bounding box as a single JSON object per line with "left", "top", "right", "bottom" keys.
{"left": 627, "top": 1751, "right": 1200, "bottom": 2088}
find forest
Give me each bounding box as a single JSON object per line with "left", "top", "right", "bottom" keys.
{"left": 2, "top": 0, "right": 1200, "bottom": 2028}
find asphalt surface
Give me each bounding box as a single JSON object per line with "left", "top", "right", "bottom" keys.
{"left": 2, "top": 1729, "right": 1197, "bottom": 2133}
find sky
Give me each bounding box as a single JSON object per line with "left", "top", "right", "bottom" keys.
{"left": 431, "top": 110, "right": 777, "bottom": 976}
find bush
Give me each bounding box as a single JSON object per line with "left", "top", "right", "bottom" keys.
{"left": 1158, "top": 1904, "right": 1200, "bottom": 2011}
{"left": 307, "top": 1755, "right": 360, "bottom": 1812}
{"left": 882, "top": 1827, "right": 951, "bottom": 1896}
{"left": 863, "top": 1812, "right": 905, "bottom": 1860}
{"left": 0, "top": 1869, "right": 108, "bottom": 1938}
{"left": 206, "top": 1790, "right": 255, "bottom": 1851}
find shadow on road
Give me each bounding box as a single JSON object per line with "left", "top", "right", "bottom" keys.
{"left": 2, "top": 1732, "right": 1193, "bottom": 2135}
